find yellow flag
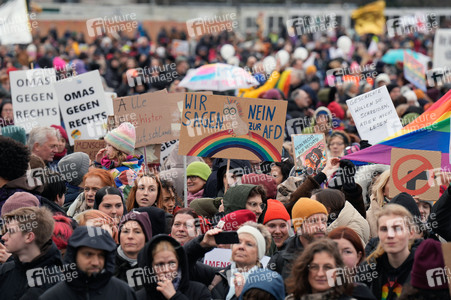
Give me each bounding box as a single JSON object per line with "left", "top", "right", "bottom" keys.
{"left": 351, "top": 0, "right": 386, "bottom": 35}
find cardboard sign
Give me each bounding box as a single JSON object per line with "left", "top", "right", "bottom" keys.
{"left": 203, "top": 248, "right": 270, "bottom": 268}
{"left": 160, "top": 139, "right": 178, "bottom": 165}
{"left": 135, "top": 144, "right": 161, "bottom": 165}
{"left": 172, "top": 39, "right": 189, "bottom": 56}
{"left": 441, "top": 243, "right": 451, "bottom": 295}
{"left": 292, "top": 134, "right": 326, "bottom": 174}
{"left": 10, "top": 69, "right": 60, "bottom": 133}
{"left": 389, "top": 148, "right": 441, "bottom": 201}
{"left": 433, "top": 29, "right": 451, "bottom": 69}
{"left": 179, "top": 93, "right": 287, "bottom": 162}
{"left": 74, "top": 139, "right": 106, "bottom": 161}
{"left": 286, "top": 117, "right": 309, "bottom": 137}
{"left": 346, "top": 86, "right": 402, "bottom": 145}
{"left": 112, "top": 90, "right": 185, "bottom": 147}
{"left": 404, "top": 51, "right": 426, "bottom": 92}
{"left": 55, "top": 70, "right": 108, "bottom": 145}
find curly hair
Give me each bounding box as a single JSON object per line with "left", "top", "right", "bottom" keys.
{"left": 0, "top": 136, "right": 30, "bottom": 181}
{"left": 285, "top": 239, "right": 353, "bottom": 299}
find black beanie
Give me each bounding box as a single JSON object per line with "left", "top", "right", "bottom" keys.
{"left": 389, "top": 192, "right": 421, "bottom": 219}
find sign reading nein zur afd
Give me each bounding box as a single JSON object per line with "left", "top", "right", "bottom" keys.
{"left": 178, "top": 93, "right": 287, "bottom": 162}
{"left": 10, "top": 69, "right": 60, "bottom": 133}
{"left": 54, "top": 70, "right": 108, "bottom": 145}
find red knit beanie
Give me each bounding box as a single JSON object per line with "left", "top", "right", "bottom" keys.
{"left": 241, "top": 173, "right": 277, "bottom": 199}
{"left": 217, "top": 209, "right": 256, "bottom": 231}
{"left": 263, "top": 199, "right": 290, "bottom": 224}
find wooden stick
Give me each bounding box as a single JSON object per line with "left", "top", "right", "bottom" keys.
{"left": 224, "top": 158, "right": 231, "bottom": 194}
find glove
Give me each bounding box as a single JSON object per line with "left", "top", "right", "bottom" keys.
{"left": 340, "top": 159, "right": 356, "bottom": 188}
{"left": 360, "top": 140, "right": 372, "bottom": 150}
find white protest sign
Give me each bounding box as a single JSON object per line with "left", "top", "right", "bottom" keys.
{"left": 160, "top": 139, "right": 178, "bottom": 165}
{"left": 346, "top": 85, "right": 402, "bottom": 145}
{"left": 203, "top": 248, "right": 270, "bottom": 268}
{"left": 433, "top": 29, "right": 451, "bottom": 69}
{"left": 104, "top": 91, "right": 117, "bottom": 116}
{"left": 10, "top": 69, "right": 60, "bottom": 133}
{"left": 54, "top": 70, "right": 108, "bottom": 145}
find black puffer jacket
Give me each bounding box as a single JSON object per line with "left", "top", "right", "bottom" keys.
{"left": 40, "top": 226, "right": 136, "bottom": 300}
{"left": 136, "top": 234, "right": 211, "bottom": 300}
{"left": 0, "top": 240, "right": 63, "bottom": 300}
{"left": 267, "top": 235, "right": 304, "bottom": 280}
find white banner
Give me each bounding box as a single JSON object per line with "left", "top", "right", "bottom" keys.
{"left": 0, "top": 0, "right": 33, "bottom": 45}
{"left": 10, "top": 69, "right": 60, "bottom": 133}
{"left": 54, "top": 70, "right": 108, "bottom": 145}
{"left": 433, "top": 29, "right": 451, "bottom": 69}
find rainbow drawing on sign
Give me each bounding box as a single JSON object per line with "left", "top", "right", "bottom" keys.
{"left": 187, "top": 131, "right": 281, "bottom": 161}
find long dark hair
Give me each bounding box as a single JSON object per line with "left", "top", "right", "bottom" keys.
{"left": 94, "top": 186, "right": 125, "bottom": 210}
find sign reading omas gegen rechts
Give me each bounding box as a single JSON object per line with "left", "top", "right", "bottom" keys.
{"left": 10, "top": 69, "right": 60, "bottom": 133}
{"left": 54, "top": 70, "right": 108, "bottom": 145}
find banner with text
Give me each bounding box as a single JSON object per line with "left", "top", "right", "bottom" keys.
{"left": 54, "top": 70, "right": 108, "bottom": 145}
{"left": 179, "top": 93, "right": 287, "bottom": 162}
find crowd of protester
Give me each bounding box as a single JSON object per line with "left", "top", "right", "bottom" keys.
{"left": 0, "top": 17, "right": 450, "bottom": 300}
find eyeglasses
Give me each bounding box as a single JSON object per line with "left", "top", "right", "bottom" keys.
{"left": 187, "top": 176, "right": 200, "bottom": 181}
{"left": 308, "top": 264, "right": 335, "bottom": 273}
{"left": 329, "top": 142, "right": 344, "bottom": 147}
{"left": 246, "top": 201, "right": 266, "bottom": 210}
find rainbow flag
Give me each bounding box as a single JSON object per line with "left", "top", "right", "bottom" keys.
{"left": 343, "top": 89, "right": 451, "bottom": 168}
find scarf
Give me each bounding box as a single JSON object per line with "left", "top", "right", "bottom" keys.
{"left": 116, "top": 246, "right": 137, "bottom": 267}
{"left": 225, "top": 262, "right": 258, "bottom": 300}
{"left": 187, "top": 189, "right": 204, "bottom": 205}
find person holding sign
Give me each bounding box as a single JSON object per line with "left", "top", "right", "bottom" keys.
{"left": 95, "top": 122, "right": 145, "bottom": 199}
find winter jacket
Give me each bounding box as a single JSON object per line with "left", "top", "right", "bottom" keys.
{"left": 267, "top": 235, "right": 304, "bottom": 280}
{"left": 0, "top": 240, "right": 63, "bottom": 300}
{"left": 40, "top": 226, "right": 136, "bottom": 300}
{"left": 223, "top": 184, "right": 267, "bottom": 223}
{"left": 361, "top": 251, "right": 416, "bottom": 300}
{"left": 114, "top": 249, "right": 138, "bottom": 286}
{"left": 136, "top": 234, "right": 211, "bottom": 300}
{"left": 99, "top": 154, "right": 145, "bottom": 199}
{"left": 327, "top": 201, "right": 370, "bottom": 245}
{"left": 431, "top": 184, "right": 451, "bottom": 241}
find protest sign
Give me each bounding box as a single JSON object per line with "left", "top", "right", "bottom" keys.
{"left": 112, "top": 90, "right": 185, "bottom": 147}
{"left": 404, "top": 51, "right": 427, "bottom": 92}
{"left": 104, "top": 91, "right": 117, "bottom": 116}
{"left": 346, "top": 86, "right": 402, "bottom": 145}
{"left": 74, "top": 139, "right": 106, "bottom": 161}
{"left": 179, "top": 93, "right": 287, "bottom": 162}
{"left": 10, "top": 69, "right": 60, "bottom": 133}
{"left": 55, "top": 70, "right": 108, "bottom": 145}
{"left": 161, "top": 140, "right": 178, "bottom": 165}
{"left": 292, "top": 133, "right": 326, "bottom": 174}
{"left": 388, "top": 148, "right": 441, "bottom": 201}
{"left": 135, "top": 144, "right": 161, "bottom": 165}
{"left": 172, "top": 39, "right": 189, "bottom": 56}
{"left": 433, "top": 29, "right": 451, "bottom": 69}
{"left": 203, "top": 248, "right": 270, "bottom": 268}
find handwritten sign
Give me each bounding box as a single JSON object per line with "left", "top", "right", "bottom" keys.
{"left": 10, "top": 69, "right": 60, "bottom": 133}
{"left": 292, "top": 133, "right": 326, "bottom": 174}
{"left": 54, "top": 70, "right": 108, "bottom": 145}
{"left": 433, "top": 29, "right": 451, "bottom": 69}
{"left": 113, "top": 90, "right": 185, "bottom": 147}
{"left": 179, "top": 93, "right": 287, "bottom": 162}
{"left": 74, "top": 139, "right": 106, "bottom": 161}
{"left": 346, "top": 86, "right": 402, "bottom": 145}
{"left": 389, "top": 148, "right": 441, "bottom": 201}
{"left": 404, "top": 51, "right": 426, "bottom": 92}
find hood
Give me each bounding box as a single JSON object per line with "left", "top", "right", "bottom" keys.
{"left": 223, "top": 184, "right": 256, "bottom": 214}
{"left": 239, "top": 269, "right": 285, "bottom": 300}
{"left": 63, "top": 226, "right": 117, "bottom": 290}
{"left": 138, "top": 234, "right": 189, "bottom": 296}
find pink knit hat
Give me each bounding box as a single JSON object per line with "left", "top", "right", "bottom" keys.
{"left": 1, "top": 192, "right": 40, "bottom": 216}
{"left": 104, "top": 122, "right": 136, "bottom": 155}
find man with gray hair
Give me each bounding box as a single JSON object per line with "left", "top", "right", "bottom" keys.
{"left": 28, "top": 126, "right": 61, "bottom": 164}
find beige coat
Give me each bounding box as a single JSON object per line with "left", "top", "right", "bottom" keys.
{"left": 327, "top": 201, "right": 371, "bottom": 245}
{"left": 366, "top": 198, "right": 383, "bottom": 239}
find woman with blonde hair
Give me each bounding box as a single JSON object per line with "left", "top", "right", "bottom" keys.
{"left": 366, "top": 169, "right": 391, "bottom": 238}
{"left": 360, "top": 204, "right": 416, "bottom": 300}
{"left": 74, "top": 209, "right": 119, "bottom": 243}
